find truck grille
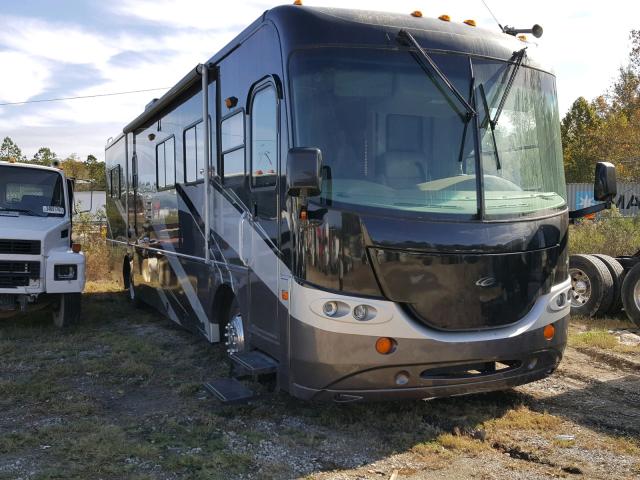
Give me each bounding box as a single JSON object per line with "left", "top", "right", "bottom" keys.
{"left": 0, "top": 239, "right": 41, "bottom": 255}
{"left": 0, "top": 261, "right": 40, "bottom": 288}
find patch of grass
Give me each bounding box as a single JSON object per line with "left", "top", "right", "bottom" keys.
{"left": 485, "top": 406, "right": 562, "bottom": 432}
{"left": 436, "top": 433, "right": 488, "bottom": 454}
{"left": 569, "top": 208, "right": 640, "bottom": 257}
{"left": 569, "top": 330, "right": 619, "bottom": 349}
{"left": 602, "top": 436, "right": 640, "bottom": 456}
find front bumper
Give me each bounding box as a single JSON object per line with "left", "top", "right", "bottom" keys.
{"left": 289, "top": 315, "right": 568, "bottom": 402}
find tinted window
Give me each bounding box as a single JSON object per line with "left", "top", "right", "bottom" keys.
{"left": 156, "top": 137, "right": 175, "bottom": 189}
{"left": 251, "top": 87, "right": 278, "bottom": 188}
{"left": 185, "top": 122, "right": 207, "bottom": 182}
{"left": 223, "top": 149, "right": 244, "bottom": 180}
{"left": 222, "top": 112, "right": 244, "bottom": 151}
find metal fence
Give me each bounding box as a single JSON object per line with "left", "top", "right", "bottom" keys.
{"left": 567, "top": 183, "right": 640, "bottom": 217}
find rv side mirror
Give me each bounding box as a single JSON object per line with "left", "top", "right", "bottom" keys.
{"left": 286, "top": 147, "right": 322, "bottom": 197}
{"left": 594, "top": 161, "right": 616, "bottom": 202}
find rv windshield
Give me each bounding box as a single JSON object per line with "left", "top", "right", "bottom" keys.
{"left": 0, "top": 165, "right": 66, "bottom": 217}
{"left": 289, "top": 48, "right": 566, "bottom": 219}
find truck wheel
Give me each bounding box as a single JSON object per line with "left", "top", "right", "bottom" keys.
{"left": 592, "top": 254, "right": 625, "bottom": 314}
{"left": 621, "top": 263, "right": 640, "bottom": 327}
{"left": 52, "top": 293, "right": 81, "bottom": 328}
{"left": 569, "top": 254, "right": 614, "bottom": 317}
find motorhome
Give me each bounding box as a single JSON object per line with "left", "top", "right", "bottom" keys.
{"left": 0, "top": 161, "right": 85, "bottom": 326}
{"left": 105, "top": 5, "right": 615, "bottom": 402}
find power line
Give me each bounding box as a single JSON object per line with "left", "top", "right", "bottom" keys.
{"left": 0, "top": 87, "right": 170, "bottom": 107}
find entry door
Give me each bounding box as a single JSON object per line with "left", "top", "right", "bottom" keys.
{"left": 248, "top": 84, "right": 280, "bottom": 354}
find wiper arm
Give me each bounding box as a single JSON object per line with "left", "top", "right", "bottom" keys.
{"left": 479, "top": 83, "right": 501, "bottom": 170}
{"left": 482, "top": 48, "right": 527, "bottom": 129}
{"left": 0, "top": 206, "right": 35, "bottom": 215}
{"left": 397, "top": 29, "right": 476, "bottom": 120}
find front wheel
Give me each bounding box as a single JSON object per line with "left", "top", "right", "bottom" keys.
{"left": 52, "top": 293, "right": 81, "bottom": 328}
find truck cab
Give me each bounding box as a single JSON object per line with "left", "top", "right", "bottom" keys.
{"left": 0, "top": 161, "right": 86, "bottom": 326}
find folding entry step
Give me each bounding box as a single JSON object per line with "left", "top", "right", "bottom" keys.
{"left": 230, "top": 350, "right": 278, "bottom": 376}
{"left": 203, "top": 378, "right": 254, "bottom": 404}
{"left": 203, "top": 351, "right": 278, "bottom": 404}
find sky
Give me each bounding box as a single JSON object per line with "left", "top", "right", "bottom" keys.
{"left": 0, "top": 0, "right": 639, "bottom": 161}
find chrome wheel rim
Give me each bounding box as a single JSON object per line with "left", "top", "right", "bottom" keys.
{"left": 633, "top": 280, "right": 640, "bottom": 312}
{"left": 570, "top": 268, "right": 591, "bottom": 307}
{"left": 225, "top": 313, "right": 245, "bottom": 355}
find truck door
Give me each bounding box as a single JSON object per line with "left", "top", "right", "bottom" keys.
{"left": 247, "top": 83, "right": 280, "bottom": 355}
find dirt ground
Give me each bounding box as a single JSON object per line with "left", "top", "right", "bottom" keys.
{"left": 1, "top": 282, "right": 639, "bottom": 480}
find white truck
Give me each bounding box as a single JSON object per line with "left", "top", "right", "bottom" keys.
{"left": 0, "top": 161, "right": 86, "bottom": 326}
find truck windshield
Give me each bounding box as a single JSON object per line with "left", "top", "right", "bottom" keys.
{"left": 289, "top": 47, "right": 566, "bottom": 220}
{"left": 0, "top": 165, "right": 66, "bottom": 217}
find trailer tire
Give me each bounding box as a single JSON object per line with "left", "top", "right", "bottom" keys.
{"left": 569, "top": 254, "right": 614, "bottom": 317}
{"left": 592, "top": 254, "right": 625, "bottom": 314}
{"left": 52, "top": 293, "right": 81, "bottom": 328}
{"left": 621, "top": 263, "right": 640, "bottom": 327}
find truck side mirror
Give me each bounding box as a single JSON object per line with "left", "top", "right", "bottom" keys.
{"left": 286, "top": 147, "right": 322, "bottom": 197}
{"left": 594, "top": 161, "right": 616, "bottom": 202}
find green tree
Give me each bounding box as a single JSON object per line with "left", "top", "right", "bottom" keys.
{"left": 561, "top": 97, "right": 601, "bottom": 182}
{"left": 85, "top": 154, "right": 106, "bottom": 190}
{"left": 0, "top": 137, "right": 25, "bottom": 163}
{"left": 31, "top": 147, "right": 58, "bottom": 166}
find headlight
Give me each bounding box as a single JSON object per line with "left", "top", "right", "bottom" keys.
{"left": 353, "top": 304, "right": 368, "bottom": 321}
{"left": 322, "top": 301, "right": 339, "bottom": 317}
{"left": 54, "top": 264, "right": 77, "bottom": 281}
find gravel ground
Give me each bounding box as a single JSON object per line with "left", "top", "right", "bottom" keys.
{"left": 0, "top": 283, "right": 639, "bottom": 479}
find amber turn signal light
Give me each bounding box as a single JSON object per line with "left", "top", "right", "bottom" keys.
{"left": 543, "top": 324, "right": 555, "bottom": 341}
{"left": 71, "top": 243, "right": 82, "bottom": 253}
{"left": 375, "top": 337, "right": 396, "bottom": 355}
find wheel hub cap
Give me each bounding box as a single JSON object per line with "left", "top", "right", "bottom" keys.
{"left": 570, "top": 268, "right": 591, "bottom": 306}
{"left": 224, "top": 314, "right": 245, "bottom": 355}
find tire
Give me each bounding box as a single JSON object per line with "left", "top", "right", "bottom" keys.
{"left": 621, "top": 263, "right": 640, "bottom": 327}
{"left": 52, "top": 293, "right": 81, "bottom": 327}
{"left": 569, "top": 254, "right": 614, "bottom": 317}
{"left": 222, "top": 299, "right": 248, "bottom": 356}
{"left": 592, "top": 254, "right": 625, "bottom": 314}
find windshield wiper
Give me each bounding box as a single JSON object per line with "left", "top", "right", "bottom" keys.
{"left": 0, "top": 206, "right": 35, "bottom": 216}
{"left": 478, "top": 83, "right": 501, "bottom": 170}
{"left": 481, "top": 48, "right": 527, "bottom": 130}
{"left": 397, "top": 29, "right": 476, "bottom": 120}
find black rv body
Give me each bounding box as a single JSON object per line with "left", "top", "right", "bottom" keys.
{"left": 106, "top": 6, "right": 571, "bottom": 401}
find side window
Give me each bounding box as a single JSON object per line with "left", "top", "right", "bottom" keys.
{"left": 251, "top": 86, "right": 278, "bottom": 188}
{"left": 221, "top": 111, "right": 245, "bottom": 182}
{"left": 156, "top": 137, "right": 175, "bottom": 189}
{"left": 184, "top": 123, "right": 205, "bottom": 182}
{"left": 108, "top": 165, "right": 122, "bottom": 198}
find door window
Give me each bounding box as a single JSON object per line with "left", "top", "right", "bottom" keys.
{"left": 251, "top": 87, "right": 278, "bottom": 188}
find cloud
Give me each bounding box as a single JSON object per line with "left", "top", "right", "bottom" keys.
{"left": 0, "top": 51, "right": 51, "bottom": 103}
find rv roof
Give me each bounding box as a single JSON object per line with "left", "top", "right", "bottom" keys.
{"left": 117, "top": 5, "right": 550, "bottom": 139}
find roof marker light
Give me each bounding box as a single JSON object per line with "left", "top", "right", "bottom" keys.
{"left": 463, "top": 19, "right": 476, "bottom": 27}
{"left": 293, "top": 0, "right": 302, "bottom": 5}
{"left": 411, "top": 11, "right": 422, "bottom": 18}
{"left": 438, "top": 15, "right": 451, "bottom": 22}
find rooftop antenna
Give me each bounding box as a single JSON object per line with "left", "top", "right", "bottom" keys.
{"left": 479, "top": 0, "right": 543, "bottom": 38}
{"left": 480, "top": 0, "right": 505, "bottom": 33}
